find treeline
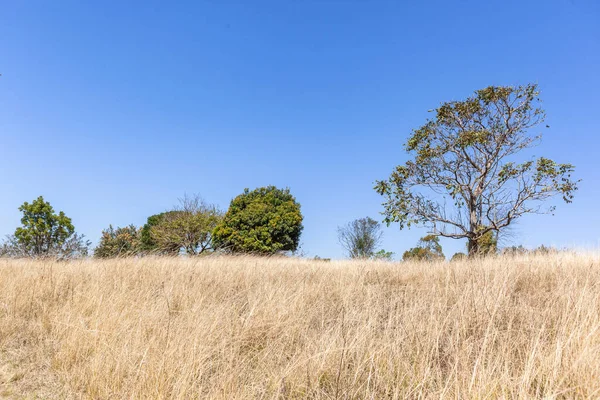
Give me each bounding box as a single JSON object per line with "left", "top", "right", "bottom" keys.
{"left": 1, "top": 84, "right": 579, "bottom": 260}
{"left": 0, "top": 194, "right": 566, "bottom": 261}
{"left": 335, "top": 219, "right": 565, "bottom": 262}
{"left": 0, "top": 186, "right": 303, "bottom": 259}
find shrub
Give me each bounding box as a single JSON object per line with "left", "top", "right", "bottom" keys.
{"left": 94, "top": 225, "right": 141, "bottom": 258}
{"left": 451, "top": 252, "right": 467, "bottom": 261}
{"left": 403, "top": 235, "right": 445, "bottom": 261}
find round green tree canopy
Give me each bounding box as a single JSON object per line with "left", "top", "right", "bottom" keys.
{"left": 213, "top": 186, "right": 303, "bottom": 254}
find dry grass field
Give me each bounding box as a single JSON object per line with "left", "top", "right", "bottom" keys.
{"left": 1, "top": 254, "right": 600, "bottom": 399}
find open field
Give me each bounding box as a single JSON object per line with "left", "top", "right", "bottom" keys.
{"left": 1, "top": 254, "right": 600, "bottom": 399}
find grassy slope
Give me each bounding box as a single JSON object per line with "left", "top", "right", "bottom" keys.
{"left": 1, "top": 254, "right": 599, "bottom": 399}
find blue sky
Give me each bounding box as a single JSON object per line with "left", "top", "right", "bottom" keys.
{"left": 1, "top": 0, "right": 599, "bottom": 259}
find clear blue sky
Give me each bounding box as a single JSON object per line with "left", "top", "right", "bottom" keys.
{"left": 1, "top": 0, "right": 599, "bottom": 259}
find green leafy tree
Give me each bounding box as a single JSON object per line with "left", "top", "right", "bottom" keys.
{"left": 373, "top": 249, "right": 394, "bottom": 261}
{"left": 337, "top": 217, "right": 384, "bottom": 259}
{"left": 402, "top": 235, "right": 445, "bottom": 261}
{"left": 94, "top": 225, "right": 141, "bottom": 258}
{"left": 375, "top": 84, "right": 579, "bottom": 257}
{"left": 212, "top": 186, "right": 303, "bottom": 254}
{"left": 149, "top": 195, "right": 223, "bottom": 255}
{"left": 5, "top": 196, "right": 89, "bottom": 258}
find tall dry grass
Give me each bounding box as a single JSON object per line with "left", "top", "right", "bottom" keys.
{"left": 1, "top": 254, "right": 600, "bottom": 399}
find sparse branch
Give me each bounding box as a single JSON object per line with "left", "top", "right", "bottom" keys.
{"left": 146, "top": 194, "right": 223, "bottom": 256}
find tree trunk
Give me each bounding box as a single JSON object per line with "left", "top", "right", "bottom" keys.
{"left": 467, "top": 237, "right": 479, "bottom": 257}
{"left": 468, "top": 194, "right": 479, "bottom": 257}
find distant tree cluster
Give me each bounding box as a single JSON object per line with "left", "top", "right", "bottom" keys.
{"left": 1, "top": 186, "right": 303, "bottom": 260}
{"left": 94, "top": 193, "right": 225, "bottom": 259}
{"left": 97, "top": 187, "right": 303, "bottom": 258}
{"left": 501, "top": 244, "right": 562, "bottom": 256}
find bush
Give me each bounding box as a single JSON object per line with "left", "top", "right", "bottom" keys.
{"left": 451, "top": 252, "right": 467, "bottom": 261}
{"left": 212, "top": 186, "right": 303, "bottom": 254}
{"left": 94, "top": 225, "right": 141, "bottom": 258}
{"left": 475, "top": 229, "right": 498, "bottom": 256}
{"left": 403, "top": 235, "right": 445, "bottom": 261}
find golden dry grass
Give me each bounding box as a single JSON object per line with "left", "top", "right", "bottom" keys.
{"left": 1, "top": 254, "right": 600, "bottom": 399}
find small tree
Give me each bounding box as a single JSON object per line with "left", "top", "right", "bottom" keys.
{"left": 4, "top": 196, "right": 89, "bottom": 258}
{"left": 139, "top": 211, "right": 182, "bottom": 255}
{"left": 451, "top": 252, "right": 467, "bottom": 261}
{"left": 94, "top": 225, "right": 141, "bottom": 258}
{"left": 337, "top": 217, "right": 384, "bottom": 259}
{"left": 402, "top": 235, "right": 445, "bottom": 261}
{"left": 212, "top": 186, "right": 303, "bottom": 255}
{"left": 150, "top": 195, "right": 223, "bottom": 255}
{"left": 375, "top": 84, "right": 578, "bottom": 257}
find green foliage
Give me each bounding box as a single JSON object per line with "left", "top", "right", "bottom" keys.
{"left": 14, "top": 196, "right": 74, "bottom": 254}
{"left": 212, "top": 186, "right": 303, "bottom": 255}
{"left": 8, "top": 196, "right": 89, "bottom": 258}
{"left": 469, "top": 228, "right": 498, "bottom": 256}
{"left": 140, "top": 211, "right": 182, "bottom": 254}
{"left": 150, "top": 195, "right": 223, "bottom": 255}
{"left": 140, "top": 196, "right": 223, "bottom": 256}
{"left": 403, "top": 235, "right": 445, "bottom": 261}
{"left": 94, "top": 225, "right": 141, "bottom": 258}
{"left": 375, "top": 84, "right": 579, "bottom": 257}
{"left": 338, "top": 217, "right": 384, "bottom": 259}
{"left": 373, "top": 249, "right": 394, "bottom": 261}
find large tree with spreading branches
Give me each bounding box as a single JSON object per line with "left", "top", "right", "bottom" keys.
{"left": 375, "top": 84, "right": 578, "bottom": 256}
